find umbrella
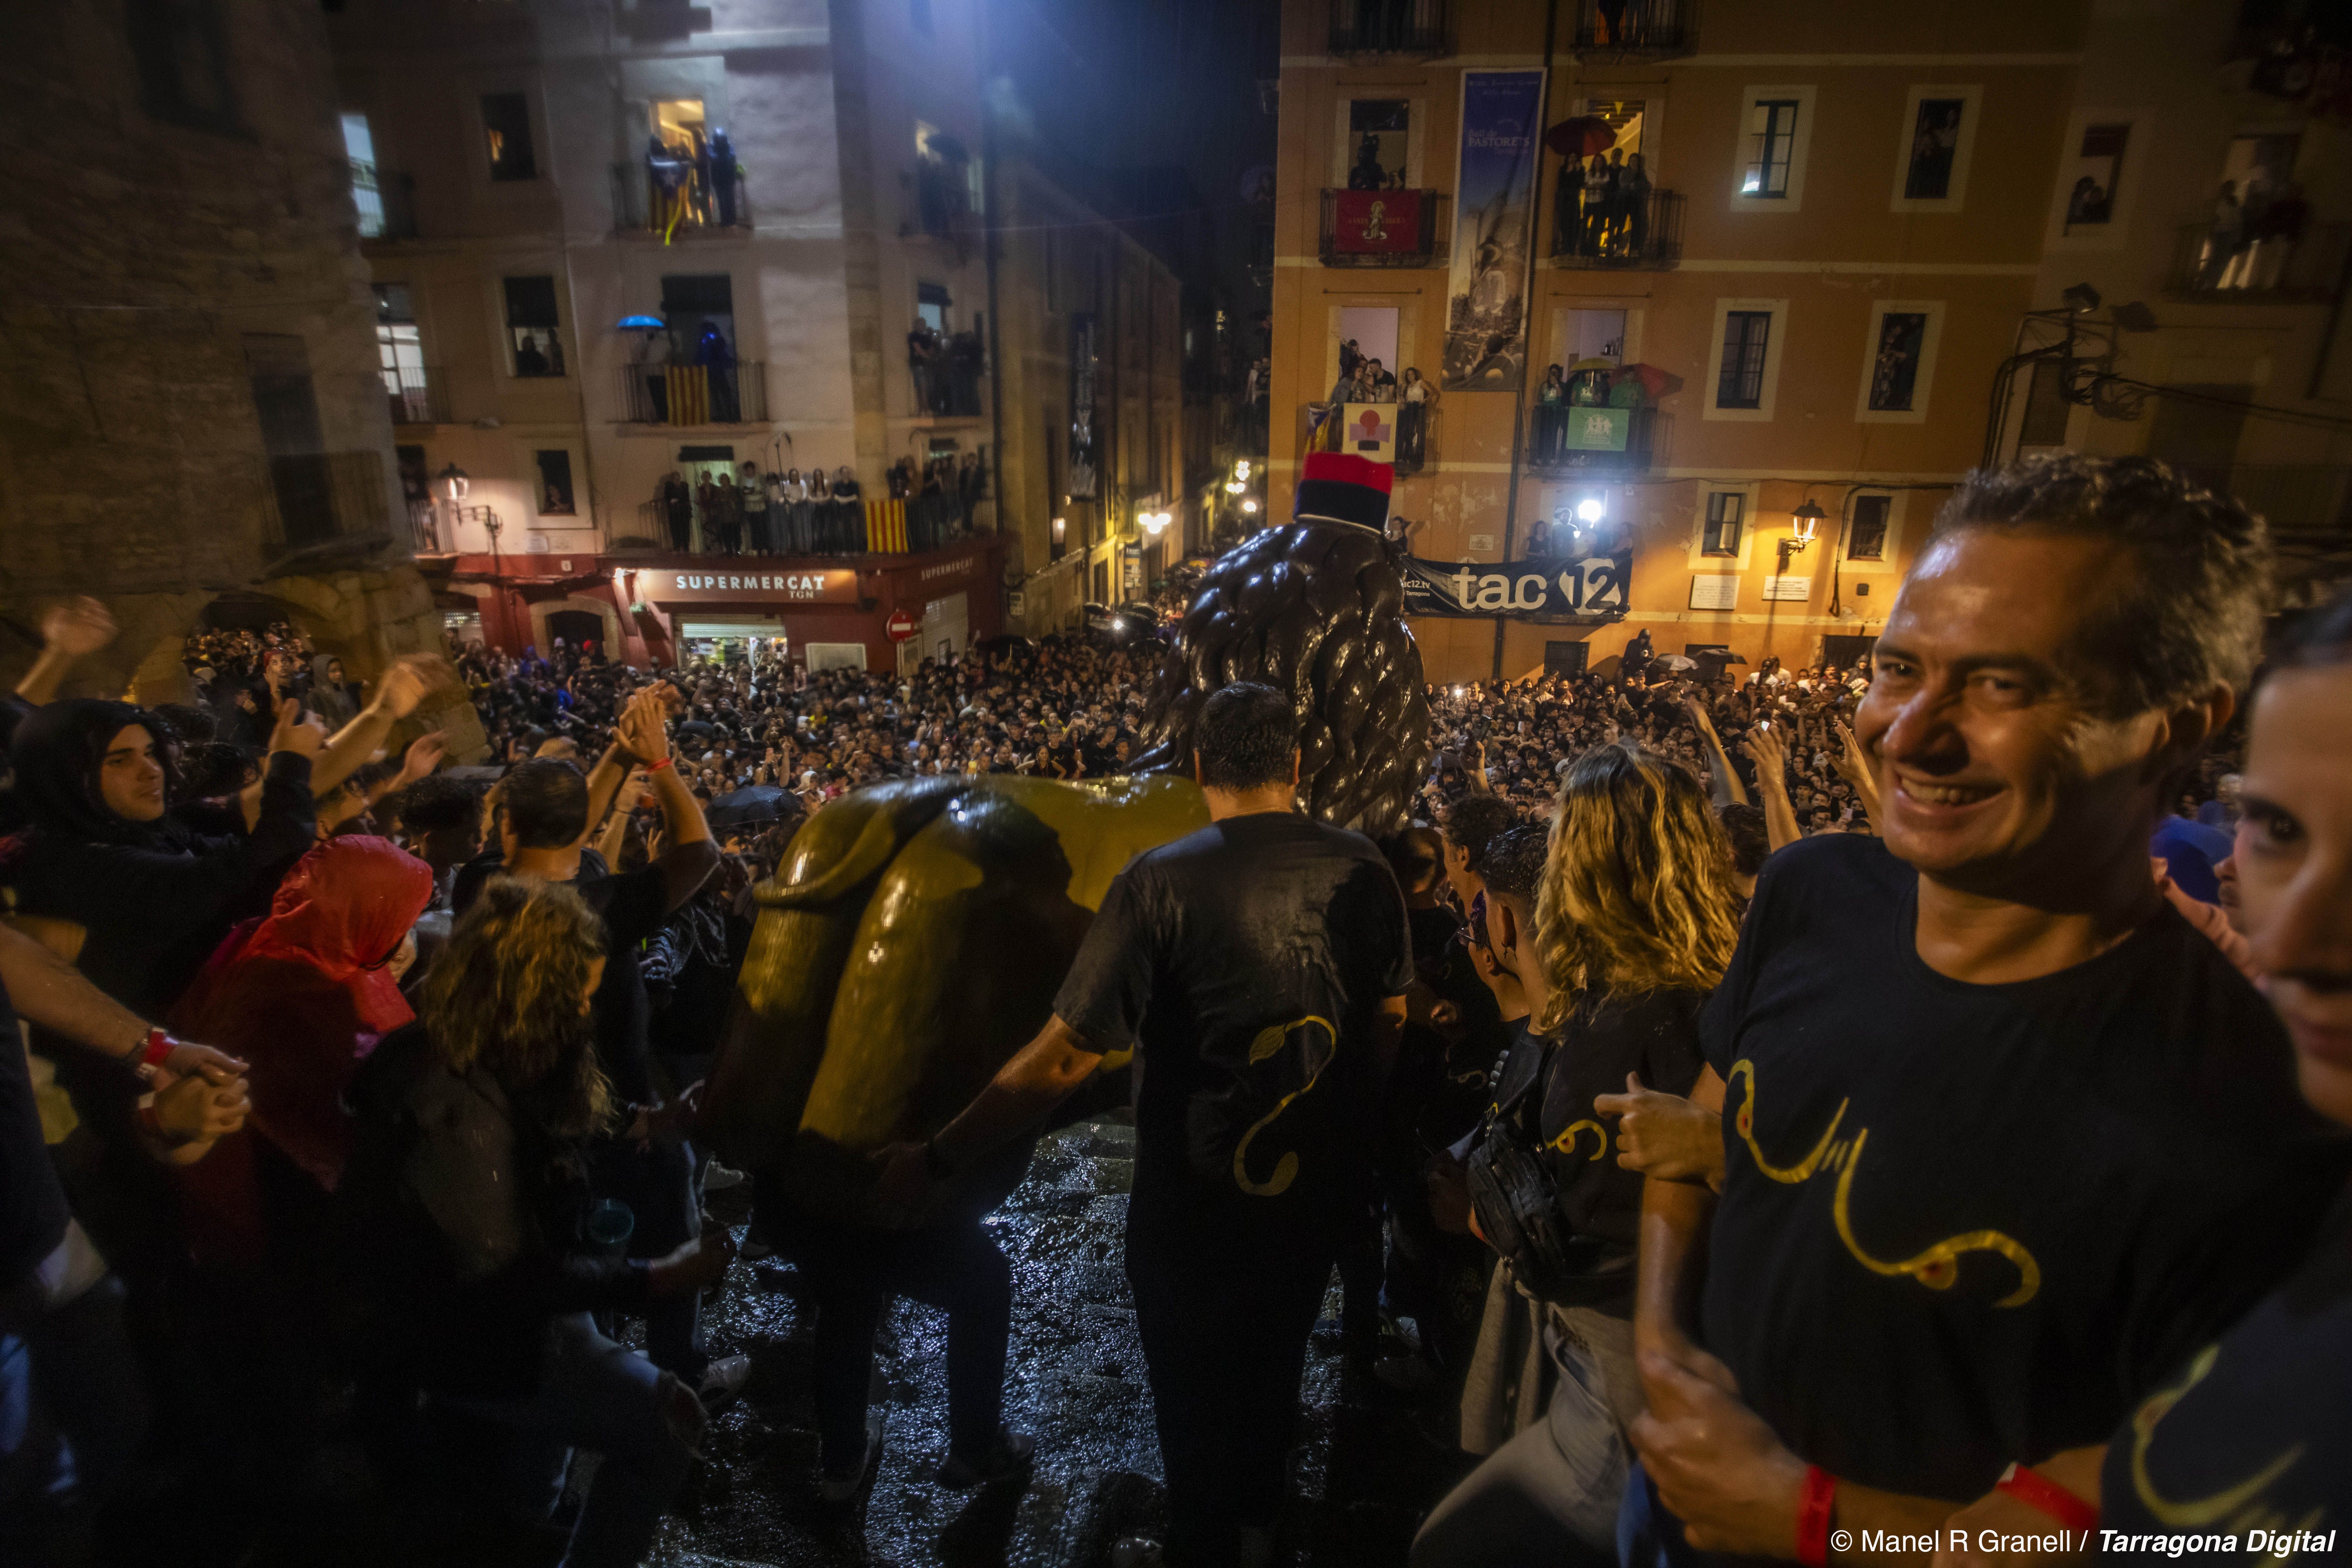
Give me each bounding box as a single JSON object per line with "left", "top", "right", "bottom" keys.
{"left": 1544, "top": 116, "right": 1618, "bottom": 158}
{"left": 1616, "top": 362, "right": 1673, "bottom": 398}
{"left": 617, "top": 314, "right": 666, "bottom": 331}
{"left": 1568, "top": 357, "right": 1620, "bottom": 376}
{"left": 707, "top": 784, "right": 791, "bottom": 832}
{"left": 1658, "top": 653, "right": 1698, "bottom": 671}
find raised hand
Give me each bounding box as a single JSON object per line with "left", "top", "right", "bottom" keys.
{"left": 366, "top": 660, "right": 429, "bottom": 721}
{"left": 267, "top": 698, "right": 327, "bottom": 759}
{"left": 43, "top": 596, "right": 118, "bottom": 658}
{"left": 399, "top": 731, "right": 449, "bottom": 784}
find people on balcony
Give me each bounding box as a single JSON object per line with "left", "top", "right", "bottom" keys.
{"left": 1398, "top": 368, "right": 1434, "bottom": 470}
{"left": 1621, "top": 152, "right": 1651, "bottom": 254}
{"left": 695, "top": 323, "right": 738, "bottom": 422}
{"left": 1531, "top": 364, "right": 1567, "bottom": 463}
{"left": 709, "top": 128, "right": 742, "bottom": 228}
{"left": 660, "top": 471, "right": 692, "bottom": 552}
{"left": 1553, "top": 155, "right": 1584, "bottom": 256}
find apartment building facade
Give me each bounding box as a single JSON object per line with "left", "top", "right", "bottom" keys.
{"left": 1267, "top": 0, "right": 2095, "bottom": 681}
{"left": 990, "top": 158, "right": 1189, "bottom": 637}
{"left": 1991, "top": 2, "right": 2352, "bottom": 600}
{"left": 328, "top": 0, "right": 1013, "bottom": 670}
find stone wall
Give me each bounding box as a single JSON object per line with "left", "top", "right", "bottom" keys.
{"left": 0, "top": 0, "right": 479, "bottom": 752}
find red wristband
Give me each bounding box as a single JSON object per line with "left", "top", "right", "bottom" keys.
{"left": 646, "top": 756, "right": 673, "bottom": 774}
{"left": 1795, "top": 1464, "right": 1836, "bottom": 1568}
{"left": 138, "top": 1028, "right": 175, "bottom": 1074}
{"left": 1996, "top": 1463, "right": 2099, "bottom": 1535}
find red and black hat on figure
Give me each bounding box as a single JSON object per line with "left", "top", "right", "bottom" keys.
{"left": 1293, "top": 450, "right": 1392, "bottom": 534}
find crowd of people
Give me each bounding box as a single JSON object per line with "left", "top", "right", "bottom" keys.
{"left": 3, "top": 451, "right": 2343, "bottom": 1568}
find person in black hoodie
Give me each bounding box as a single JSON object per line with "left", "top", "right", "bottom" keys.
{"left": 344, "top": 876, "right": 731, "bottom": 1568}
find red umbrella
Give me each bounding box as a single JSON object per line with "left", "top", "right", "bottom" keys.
{"left": 1616, "top": 361, "right": 1673, "bottom": 398}
{"left": 1545, "top": 116, "right": 1618, "bottom": 158}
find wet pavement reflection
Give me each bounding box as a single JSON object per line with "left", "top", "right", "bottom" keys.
{"left": 656, "top": 1119, "right": 1473, "bottom": 1567}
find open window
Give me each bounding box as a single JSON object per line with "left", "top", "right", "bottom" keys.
{"left": 482, "top": 92, "right": 538, "bottom": 181}
{"left": 915, "top": 121, "right": 978, "bottom": 233}
{"left": 1846, "top": 495, "right": 1891, "bottom": 561}
{"left": 1702, "top": 492, "right": 1744, "bottom": 557}
{"left": 1340, "top": 99, "right": 1411, "bottom": 190}
{"left": 374, "top": 283, "right": 430, "bottom": 423}
{"left": 1856, "top": 301, "right": 1944, "bottom": 424}
{"left": 502, "top": 276, "right": 565, "bottom": 377}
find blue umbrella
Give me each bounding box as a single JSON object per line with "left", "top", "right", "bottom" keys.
{"left": 617, "top": 314, "right": 666, "bottom": 330}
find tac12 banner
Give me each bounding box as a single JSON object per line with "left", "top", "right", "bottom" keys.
{"left": 1442, "top": 68, "right": 1547, "bottom": 393}
{"left": 1330, "top": 189, "right": 1423, "bottom": 255}
{"left": 1068, "top": 313, "right": 1099, "bottom": 500}
{"left": 1401, "top": 551, "right": 1631, "bottom": 622}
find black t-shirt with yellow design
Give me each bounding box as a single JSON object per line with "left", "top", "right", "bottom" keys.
{"left": 2099, "top": 1184, "right": 2352, "bottom": 1561}
{"left": 1053, "top": 811, "right": 1413, "bottom": 1225}
{"left": 1699, "top": 834, "right": 2352, "bottom": 1504}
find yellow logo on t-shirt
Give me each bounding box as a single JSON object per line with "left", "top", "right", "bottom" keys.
{"left": 2126, "top": 1343, "right": 2312, "bottom": 1536}
{"left": 1727, "top": 1058, "right": 2041, "bottom": 1307}
{"left": 1232, "top": 1016, "right": 1338, "bottom": 1197}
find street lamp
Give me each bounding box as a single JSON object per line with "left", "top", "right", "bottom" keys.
{"left": 1241, "top": 498, "right": 1259, "bottom": 515}
{"left": 1142, "top": 509, "right": 1169, "bottom": 536}
{"left": 1778, "top": 500, "right": 1826, "bottom": 575}
{"left": 435, "top": 462, "right": 470, "bottom": 503}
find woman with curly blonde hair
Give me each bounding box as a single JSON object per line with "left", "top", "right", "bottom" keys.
{"left": 344, "top": 877, "right": 733, "bottom": 1568}
{"left": 1414, "top": 746, "right": 1739, "bottom": 1568}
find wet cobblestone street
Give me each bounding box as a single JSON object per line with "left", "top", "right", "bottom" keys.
{"left": 653, "top": 1119, "right": 1475, "bottom": 1568}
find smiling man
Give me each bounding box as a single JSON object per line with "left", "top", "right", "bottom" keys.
{"left": 1623, "top": 456, "right": 2352, "bottom": 1565}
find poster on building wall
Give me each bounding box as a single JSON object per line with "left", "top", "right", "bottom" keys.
{"left": 1068, "top": 314, "right": 1099, "bottom": 500}
{"left": 1400, "top": 551, "right": 1630, "bottom": 621}
{"left": 1441, "top": 68, "right": 1547, "bottom": 393}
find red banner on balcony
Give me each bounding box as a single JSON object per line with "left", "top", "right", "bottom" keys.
{"left": 1330, "top": 189, "right": 1421, "bottom": 254}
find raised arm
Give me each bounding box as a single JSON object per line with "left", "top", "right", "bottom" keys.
{"left": 1685, "top": 695, "right": 1749, "bottom": 809}
{"left": 1741, "top": 726, "right": 1802, "bottom": 854}
{"left": 878, "top": 1014, "right": 1108, "bottom": 1207}
{"left": 14, "top": 597, "right": 118, "bottom": 707}
{"left": 619, "top": 696, "right": 717, "bottom": 913}
{"left": 306, "top": 660, "right": 432, "bottom": 804}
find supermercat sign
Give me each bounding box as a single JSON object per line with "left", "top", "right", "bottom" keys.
{"left": 637, "top": 568, "right": 861, "bottom": 604}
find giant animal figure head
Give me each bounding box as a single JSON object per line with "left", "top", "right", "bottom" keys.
{"left": 1132, "top": 456, "right": 1431, "bottom": 836}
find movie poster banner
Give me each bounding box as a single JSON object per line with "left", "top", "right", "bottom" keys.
{"left": 1069, "top": 313, "right": 1099, "bottom": 500}
{"left": 1401, "top": 551, "right": 1631, "bottom": 622}
{"left": 1441, "top": 69, "right": 1547, "bottom": 393}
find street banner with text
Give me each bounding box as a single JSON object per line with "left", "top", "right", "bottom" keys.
{"left": 1401, "top": 551, "right": 1631, "bottom": 623}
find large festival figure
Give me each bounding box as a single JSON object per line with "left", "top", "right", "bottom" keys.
{"left": 706, "top": 453, "right": 1430, "bottom": 1223}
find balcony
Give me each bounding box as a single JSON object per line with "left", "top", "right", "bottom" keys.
{"left": 1328, "top": 0, "right": 1450, "bottom": 56}
{"left": 1569, "top": 0, "right": 1689, "bottom": 56}
{"left": 621, "top": 362, "right": 770, "bottom": 425}
{"left": 1550, "top": 188, "right": 1684, "bottom": 270}
{"left": 1526, "top": 404, "right": 1662, "bottom": 473}
{"left": 2166, "top": 222, "right": 2349, "bottom": 302}
{"left": 610, "top": 161, "right": 752, "bottom": 238}
{"left": 385, "top": 364, "right": 448, "bottom": 427}
{"left": 351, "top": 160, "right": 418, "bottom": 241}
{"left": 1319, "top": 189, "right": 1448, "bottom": 268}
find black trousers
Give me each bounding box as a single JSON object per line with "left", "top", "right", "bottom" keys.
{"left": 766, "top": 1197, "right": 1010, "bottom": 1471}
{"left": 588, "top": 1138, "right": 705, "bottom": 1381}
{"left": 1125, "top": 1182, "right": 1340, "bottom": 1567}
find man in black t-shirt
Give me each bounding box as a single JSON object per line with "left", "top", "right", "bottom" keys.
{"left": 1626, "top": 456, "right": 2352, "bottom": 1560}
{"left": 880, "top": 684, "right": 1412, "bottom": 1567}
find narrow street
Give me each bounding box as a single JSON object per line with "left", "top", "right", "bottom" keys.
{"left": 659, "top": 1119, "right": 1473, "bottom": 1568}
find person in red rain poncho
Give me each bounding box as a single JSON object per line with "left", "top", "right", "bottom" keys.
{"left": 170, "top": 834, "right": 434, "bottom": 1266}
